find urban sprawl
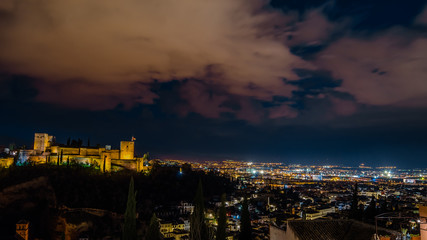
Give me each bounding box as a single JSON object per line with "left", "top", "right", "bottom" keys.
{"left": 0, "top": 133, "right": 426, "bottom": 240}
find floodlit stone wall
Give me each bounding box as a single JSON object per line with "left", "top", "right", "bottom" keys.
{"left": 34, "top": 133, "right": 49, "bottom": 152}
{"left": 120, "top": 141, "right": 134, "bottom": 159}
{"left": 0, "top": 157, "right": 14, "bottom": 168}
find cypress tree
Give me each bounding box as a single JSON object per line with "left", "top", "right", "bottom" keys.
{"left": 239, "top": 197, "right": 251, "bottom": 240}
{"left": 216, "top": 193, "right": 227, "bottom": 240}
{"left": 123, "top": 177, "right": 137, "bottom": 240}
{"left": 350, "top": 182, "right": 360, "bottom": 219}
{"left": 143, "top": 152, "right": 149, "bottom": 161}
{"left": 190, "top": 180, "right": 208, "bottom": 240}
{"left": 380, "top": 199, "right": 389, "bottom": 214}
{"left": 146, "top": 213, "right": 162, "bottom": 240}
{"left": 364, "top": 196, "right": 377, "bottom": 221}
{"left": 103, "top": 156, "right": 106, "bottom": 173}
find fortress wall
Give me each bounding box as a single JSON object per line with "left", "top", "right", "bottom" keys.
{"left": 106, "top": 150, "right": 120, "bottom": 159}
{"left": 47, "top": 155, "right": 99, "bottom": 165}
{"left": 79, "top": 148, "right": 88, "bottom": 156}
{"left": 0, "top": 157, "right": 14, "bottom": 168}
{"left": 60, "top": 148, "right": 80, "bottom": 155}
{"left": 120, "top": 141, "right": 134, "bottom": 160}
{"left": 51, "top": 146, "right": 59, "bottom": 154}
{"left": 86, "top": 148, "right": 102, "bottom": 156}
{"left": 111, "top": 159, "right": 137, "bottom": 170}
{"left": 29, "top": 156, "right": 48, "bottom": 164}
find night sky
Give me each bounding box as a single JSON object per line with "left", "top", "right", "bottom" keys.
{"left": 1, "top": 0, "right": 427, "bottom": 168}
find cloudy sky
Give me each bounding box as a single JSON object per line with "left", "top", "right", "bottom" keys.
{"left": 1, "top": 0, "right": 427, "bottom": 167}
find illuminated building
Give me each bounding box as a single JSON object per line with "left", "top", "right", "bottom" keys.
{"left": 0, "top": 157, "right": 13, "bottom": 168}
{"left": 159, "top": 219, "right": 189, "bottom": 239}
{"left": 120, "top": 141, "right": 134, "bottom": 160}
{"left": 18, "top": 133, "right": 146, "bottom": 172}
{"left": 16, "top": 220, "right": 29, "bottom": 240}
{"left": 33, "top": 133, "right": 54, "bottom": 153}
{"left": 358, "top": 163, "right": 371, "bottom": 169}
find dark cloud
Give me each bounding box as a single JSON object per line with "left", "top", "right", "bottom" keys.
{"left": 288, "top": 69, "right": 342, "bottom": 90}
{"left": 328, "top": 0, "right": 427, "bottom": 31}
{"left": 316, "top": 27, "right": 427, "bottom": 107}
{"left": 1, "top": 0, "right": 427, "bottom": 167}
{"left": 34, "top": 78, "right": 157, "bottom": 110}
{"left": 271, "top": 0, "right": 427, "bottom": 32}
{"left": 290, "top": 44, "right": 326, "bottom": 59}
{"left": 1, "top": 81, "right": 426, "bottom": 167}
{"left": 0, "top": 74, "right": 38, "bottom": 102}
{"left": 0, "top": 0, "right": 308, "bottom": 113}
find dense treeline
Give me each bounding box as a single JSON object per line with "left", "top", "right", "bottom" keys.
{"left": 0, "top": 164, "right": 235, "bottom": 217}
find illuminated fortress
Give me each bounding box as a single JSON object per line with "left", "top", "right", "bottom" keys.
{"left": 19, "top": 133, "right": 146, "bottom": 172}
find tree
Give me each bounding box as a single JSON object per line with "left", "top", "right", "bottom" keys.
{"left": 123, "top": 177, "right": 137, "bottom": 240}
{"left": 350, "top": 182, "right": 361, "bottom": 220}
{"left": 190, "top": 180, "right": 208, "bottom": 240}
{"left": 282, "top": 188, "right": 288, "bottom": 204}
{"left": 146, "top": 213, "right": 162, "bottom": 240}
{"left": 182, "top": 163, "right": 192, "bottom": 173}
{"left": 380, "top": 199, "right": 389, "bottom": 214}
{"left": 150, "top": 160, "right": 161, "bottom": 175}
{"left": 390, "top": 197, "right": 399, "bottom": 211}
{"left": 216, "top": 193, "right": 227, "bottom": 240}
{"left": 364, "top": 196, "right": 377, "bottom": 221}
{"left": 142, "top": 153, "right": 149, "bottom": 171}
{"left": 143, "top": 152, "right": 149, "bottom": 161}
{"left": 103, "top": 156, "right": 106, "bottom": 173}
{"left": 239, "top": 196, "right": 251, "bottom": 240}
{"left": 9, "top": 143, "right": 16, "bottom": 151}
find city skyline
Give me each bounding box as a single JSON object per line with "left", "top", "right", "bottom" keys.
{"left": 2, "top": 131, "right": 426, "bottom": 169}
{"left": 1, "top": 0, "right": 427, "bottom": 168}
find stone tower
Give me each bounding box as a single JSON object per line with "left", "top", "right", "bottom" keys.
{"left": 16, "top": 220, "right": 29, "bottom": 240}
{"left": 101, "top": 152, "right": 112, "bottom": 172}
{"left": 34, "top": 133, "right": 49, "bottom": 152}
{"left": 120, "top": 141, "right": 134, "bottom": 160}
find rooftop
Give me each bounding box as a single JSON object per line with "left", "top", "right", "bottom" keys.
{"left": 288, "top": 220, "right": 398, "bottom": 240}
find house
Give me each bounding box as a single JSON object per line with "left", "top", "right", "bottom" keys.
{"left": 16, "top": 220, "right": 29, "bottom": 240}
{"left": 269, "top": 220, "right": 399, "bottom": 240}
{"left": 159, "top": 219, "right": 189, "bottom": 239}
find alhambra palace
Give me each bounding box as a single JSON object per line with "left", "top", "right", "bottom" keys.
{"left": 0, "top": 133, "right": 147, "bottom": 172}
